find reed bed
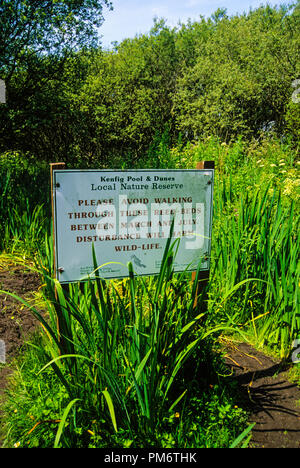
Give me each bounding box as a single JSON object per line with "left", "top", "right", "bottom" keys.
{"left": 3, "top": 224, "right": 245, "bottom": 447}
{"left": 1, "top": 152, "right": 299, "bottom": 447}
{"left": 212, "top": 179, "right": 299, "bottom": 358}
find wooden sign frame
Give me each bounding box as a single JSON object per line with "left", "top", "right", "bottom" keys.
{"left": 50, "top": 162, "right": 66, "bottom": 281}
{"left": 50, "top": 161, "right": 214, "bottom": 307}
{"left": 192, "top": 161, "right": 215, "bottom": 310}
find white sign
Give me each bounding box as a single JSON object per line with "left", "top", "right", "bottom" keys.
{"left": 52, "top": 169, "right": 214, "bottom": 283}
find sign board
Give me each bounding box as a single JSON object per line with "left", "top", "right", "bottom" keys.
{"left": 52, "top": 169, "right": 214, "bottom": 283}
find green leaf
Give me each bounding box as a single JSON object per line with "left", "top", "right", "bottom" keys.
{"left": 54, "top": 399, "right": 80, "bottom": 448}
{"left": 102, "top": 389, "right": 118, "bottom": 433}
{"left": 230, "top": 423, "right": 255, "bottom": 448}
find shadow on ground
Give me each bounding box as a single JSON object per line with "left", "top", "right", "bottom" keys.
{"left": 224, "top": 342, "right": 300, "bottom": 448}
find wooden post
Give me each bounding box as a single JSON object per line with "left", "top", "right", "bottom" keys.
{"left": 192, "top": 160, "right": 215, "bottom": 311}
{"left": 50, "top": 163, "right": 66, "bottom": 281}
{"left": 50, "top": 163, "right": 67, "bottom": 351}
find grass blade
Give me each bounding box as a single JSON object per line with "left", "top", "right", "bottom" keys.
{"left": 54, "top": 399, "right": 80, "bottom": 448}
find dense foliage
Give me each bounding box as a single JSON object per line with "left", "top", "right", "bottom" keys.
{"left": 0, "top": 0, "right": 112, "bottom": 77}
{"left": 0, "top": 0, "right": 299, "bottom": 450}
{"left": 0, "top": 3, "right": 299, "bottom": 165}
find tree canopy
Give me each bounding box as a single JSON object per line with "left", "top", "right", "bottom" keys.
{"left": 0, "top": 2, "right": 299, "bottom": 165}
{"left": 0, "top": 0, "right": 112, "bottom": 78}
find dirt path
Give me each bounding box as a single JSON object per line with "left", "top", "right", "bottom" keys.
{"left": 0, "top": 261, "right": 300, "bottom": 448}
{"left": 0, "top": 260, "right": 41, "bottom": 446}
{"left": 223, "top": 341, "right": 300, "bottom": 448}
{"left": 0, "top": 261, "right": 41, "bottom": 362}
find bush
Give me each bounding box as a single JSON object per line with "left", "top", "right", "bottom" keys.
{"left": 0, "top": 151, "right": 50, "bottom": 252}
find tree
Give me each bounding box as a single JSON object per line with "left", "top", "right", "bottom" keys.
{"left": 71, "top": 21, "right": 179, "bottom": 163}
{"left": 173, "top": 3, "right": 300, "bottom": 142}
{"left": 0, "top": 0, "right": 113, "bottom": 79}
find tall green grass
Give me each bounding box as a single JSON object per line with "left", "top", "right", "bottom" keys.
{"left": 0, "top": 167, "right": 49, "bottom": 255}
{"left": 3, "top": 201, "right": 49, "bottom": 254}
{"left": 0, "top": 170, "right": 11, "bottom": 249}
{"left": 0, "top": 150, "right": 50, "bottom": 254}
{"left": 1, "top": 225, "right": 241, "bottom": 443}
{"left": 1, "top": 214, "right": 258, "bottom": 447}
{"left": 212, "top": 180, "right": 300, "bottom": 358}
{"left": 1, "top": 137, "right": 298, "bottom": 446}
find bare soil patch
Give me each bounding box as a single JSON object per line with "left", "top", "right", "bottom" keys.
{"left": 224, "top": 342, "right": 300, "bottom": 448}
{"left": 0, "top": 260, "right": 41, "bottom": 446}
